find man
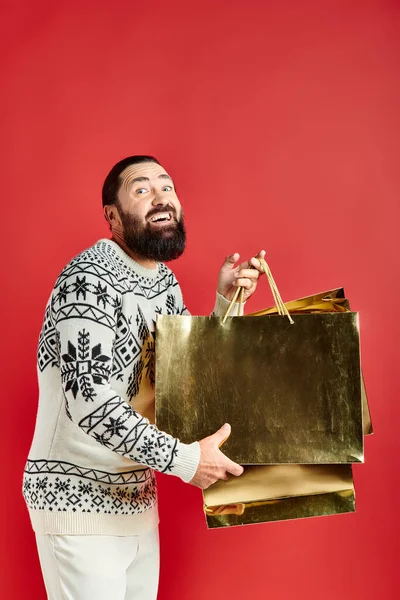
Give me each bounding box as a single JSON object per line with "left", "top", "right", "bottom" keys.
{"left": 23, "top": 155, "right": 265, "bottom": 599}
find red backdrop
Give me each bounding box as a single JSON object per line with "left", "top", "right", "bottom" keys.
{"left": 1, "top": 1, "right": 399, "bottom": 598}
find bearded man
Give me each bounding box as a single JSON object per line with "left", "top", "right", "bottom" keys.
{"left": 23, "top": 155, "right": 265, "bottom": 600}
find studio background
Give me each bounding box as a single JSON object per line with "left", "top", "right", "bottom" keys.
{"left": 1, "top": 1, "right": 399, "bottom": 598}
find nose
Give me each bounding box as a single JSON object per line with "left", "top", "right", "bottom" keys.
{"left": 151, "top": 190, "right": 170, "bottom": 207}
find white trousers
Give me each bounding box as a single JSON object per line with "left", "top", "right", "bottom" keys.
{"left": 35, "top": 529, "right": 160, "bottom": 600}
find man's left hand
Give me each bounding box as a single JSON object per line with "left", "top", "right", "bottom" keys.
{"left": 217, "top": 250, "right": 266, "bottom": 302}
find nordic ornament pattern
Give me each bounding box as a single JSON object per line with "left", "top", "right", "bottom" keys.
{"left": 25, "top": 241, "right": 185, "bottom": 516}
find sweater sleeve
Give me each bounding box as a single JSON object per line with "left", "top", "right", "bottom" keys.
{"left": 211, "top": 292, "right": 245, "bottom": 317}
{"left": 172, "top": 280, "right": 244, "bottom": 317}
{"left": 52, "top": 268, "right": 199, "bottom": 483}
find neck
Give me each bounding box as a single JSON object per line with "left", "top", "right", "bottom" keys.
{"left": 110, "top": 233, "right": 158, "bottom": 269}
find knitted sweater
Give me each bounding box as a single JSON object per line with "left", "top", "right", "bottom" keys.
{"left": 23, "top": 239, "right": 236, "bottom": 536}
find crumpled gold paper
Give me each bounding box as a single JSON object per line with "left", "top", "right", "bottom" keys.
{"left": 204, "top": 464, "right": 355, "bottom": 528}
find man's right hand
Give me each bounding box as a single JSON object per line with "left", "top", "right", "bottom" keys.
{"left": 190, "top": 423, "right": 244, "bottom": 489}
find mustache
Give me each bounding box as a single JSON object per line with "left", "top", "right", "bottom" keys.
{"left": 145, "top": 205, "right": 179, "bottom": 221}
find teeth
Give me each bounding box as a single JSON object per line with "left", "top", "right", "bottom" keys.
{"left": 149, "top": 212, "right": 171, "bottom": 222}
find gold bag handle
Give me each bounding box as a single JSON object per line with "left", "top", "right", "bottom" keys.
{"left": 222, "top": 258, "right": 294, "bottom": 325}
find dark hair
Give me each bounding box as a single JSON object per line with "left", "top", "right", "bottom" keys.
{"left": 102, "top": 155, "right": 160, "bottom": 207}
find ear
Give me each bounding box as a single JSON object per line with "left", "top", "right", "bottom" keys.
{"left": 104, "top": 204, "right": 121, "bottom": 229}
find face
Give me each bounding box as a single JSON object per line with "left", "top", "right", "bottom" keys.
{"left": 108, "top": 162, "right": 186, "bottom": 263}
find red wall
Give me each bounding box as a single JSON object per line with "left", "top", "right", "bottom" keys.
{"left": 2, "top": 1, "right": 399, "bottom": 598}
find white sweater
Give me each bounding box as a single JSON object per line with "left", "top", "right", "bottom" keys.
{"left": 23, "top": 239, "right": 236, "bottom": 535}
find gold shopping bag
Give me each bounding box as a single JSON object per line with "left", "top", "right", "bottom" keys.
{"left": 155, "top": 262, "right": 364, "bottom": 464}
{"left": 203, "top": 464, "right": 355, "bottom": 528}
{"left": 248, "top": 287, "right": 372, "bottom": 436}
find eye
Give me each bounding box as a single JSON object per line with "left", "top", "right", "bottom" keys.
{"left": 162, "top": 185, "right": 173, "bottom": 192}
{"left": 136, "top": 188, "right": 149, "bottom": 195}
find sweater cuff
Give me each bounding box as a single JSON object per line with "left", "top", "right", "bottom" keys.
{"left": 212, "top": 292, "right": 245, "bottom": 317}
{"left": 169, "top": 441, "right": 201, "bottom": 483}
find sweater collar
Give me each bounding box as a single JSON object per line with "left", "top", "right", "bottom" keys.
{"left": 98, "top": 238, "right": 160, "bottom": 279}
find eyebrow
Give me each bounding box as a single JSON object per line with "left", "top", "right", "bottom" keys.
{"left": 129, "top": 174, "right": 173, "bottom": 185}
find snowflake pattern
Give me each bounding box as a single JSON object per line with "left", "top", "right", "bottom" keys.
{"left": 61, "top": 330, "right": 111, "bottom": 401}
{"left": 28, "top": 240, "right": 185, "bottom": 519}
{"left": 23, "top": 469, "right": 157, "bottom": 516}
{"left": 54, "top": 479, "right": 70, "bottom": 493}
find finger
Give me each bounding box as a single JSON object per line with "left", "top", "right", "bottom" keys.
{"left": 211, "top": 423, "right": 231, "bottom": 447}
{"left": 233, "top": 278, "right": 253, "bottom": 289}
{"left": 221, "top": 253, "right": 240, "bottom": 269}
{"left": 248, "top": 256, "right": 265, "bottom": 271}
{"left": 224, "top": 459, "right": 244, "bottom": 477}
{"left": 235, "top": 268, "right": 260, "bottom": 279}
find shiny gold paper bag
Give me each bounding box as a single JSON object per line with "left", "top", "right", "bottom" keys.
{"left": 248, "top": 287, "right": 372, "bottom": 436}
{"left": 204, "top": 464, "right": 355, "bottom": 528}
{"left": 155, "top": 309, "right": 363, "bottom": 464}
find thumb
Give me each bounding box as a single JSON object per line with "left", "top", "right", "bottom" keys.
{"left": 221, "top": 253, "right": 240, "bottom": 269}
{"left": 212, "top": 423, "right": 231, "bottom": 447}
{"left": 224, "top": 457, "right": 244, "bottom": 477}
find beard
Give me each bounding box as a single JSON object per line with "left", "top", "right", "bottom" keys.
{"left": 118, "top": 204, "right": 186, "bottom": 263}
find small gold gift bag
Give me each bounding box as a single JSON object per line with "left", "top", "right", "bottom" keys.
{"left": 204, "top": 464, "right": 355, "bottom": 528}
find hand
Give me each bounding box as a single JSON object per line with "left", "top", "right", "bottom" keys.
{"left": 217, "top": 250, "right": 266, "bottom": 302}
{"left": 190, "top": 424, "right": 244, "bottom": 489}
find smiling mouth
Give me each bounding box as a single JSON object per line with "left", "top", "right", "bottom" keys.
{"left": 147, "top": 211, "right": 173, "bottom": 224}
